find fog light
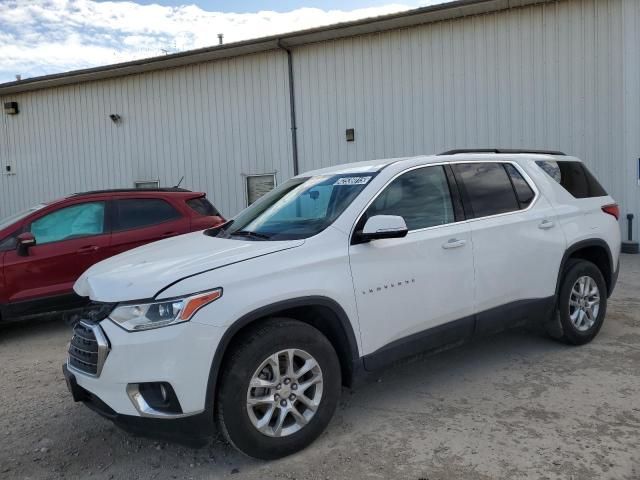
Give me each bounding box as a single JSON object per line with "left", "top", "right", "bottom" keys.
{"left": 127, "top": 382, "right": 183, "bottom": 416}
{"left": 159, "top": 383, "right": 169, "bottom": 403}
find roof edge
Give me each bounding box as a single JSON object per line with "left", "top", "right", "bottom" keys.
{"left": 0, "top": 0, "right": 553, "bottom": 96}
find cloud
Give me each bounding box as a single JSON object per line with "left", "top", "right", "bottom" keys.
{"left": 0, "top": 0, "right": 445, "bottom": 83}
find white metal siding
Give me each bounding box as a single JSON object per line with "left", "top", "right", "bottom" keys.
{"left": 0, "top": 51, "right": 292, "bottom": 218}
{"left": 1, "top": 0, "right": 639, "bottom": 238}
{"left": 293, "top": 0, "right": 640, "bottom": 239}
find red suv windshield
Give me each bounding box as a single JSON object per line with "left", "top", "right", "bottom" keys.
{"left": 0, "top": 204, "right": 46, "bottom": 231}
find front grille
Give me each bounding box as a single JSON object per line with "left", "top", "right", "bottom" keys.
{"left": 68, "top": 321, "right": 109, "bottom": 376}
{"left": 64, "top": 302, "right": 116, "bottom": 327}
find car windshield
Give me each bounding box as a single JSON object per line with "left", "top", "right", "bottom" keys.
{"left": 213, "top": 173, "right": 376, "bottom": 240}
{"left": 0, "top": 204, "right": 46, "bottom": 231}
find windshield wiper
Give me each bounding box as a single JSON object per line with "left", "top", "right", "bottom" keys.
{"left": 231, "top": 230, "right": 272, "bottom": 240}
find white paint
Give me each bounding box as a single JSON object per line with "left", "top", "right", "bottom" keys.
{"left": 74, "top": 230, "right": 304, "bottom": 302}
{"left": 70, "top": 152, "right": 621, "bottom": 420}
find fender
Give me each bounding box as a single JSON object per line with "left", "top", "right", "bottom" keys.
{"left": 555, "top": 239, "right": 614, "bottom": 297}
{"left": 203, "top": 296, "right": 361, "bottom": 417}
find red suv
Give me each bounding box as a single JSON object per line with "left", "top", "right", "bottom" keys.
{"left": 0, "top": 189, "right": 225, "bottom": 323}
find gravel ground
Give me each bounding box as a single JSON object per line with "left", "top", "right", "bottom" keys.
{"left": 1, "top": 255, "right": 639, "bottom": 480}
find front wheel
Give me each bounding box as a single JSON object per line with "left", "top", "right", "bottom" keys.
{"left": 216, "top": 318, "right": 341, "bottom": 459}
{"left": 550, "top": 259, "right": 608, "bottom": 345}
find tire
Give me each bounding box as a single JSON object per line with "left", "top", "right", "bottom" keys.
{"left": 551, "top": 259, "right": 608, "bottom": 345}
{"left": 216, "top": 318, "right": 342, "bottom": 459}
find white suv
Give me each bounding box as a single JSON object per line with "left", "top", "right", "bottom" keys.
{"left": 64, "top": 150, "right": 621, "bottom": 459}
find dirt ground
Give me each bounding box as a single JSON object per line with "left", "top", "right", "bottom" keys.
{"left": 0, "top": 255, "right": 638, "bottom": 480}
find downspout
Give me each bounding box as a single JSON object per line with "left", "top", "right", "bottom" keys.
{"left": 278, "top": 40, "right": 300, "bottom": 176}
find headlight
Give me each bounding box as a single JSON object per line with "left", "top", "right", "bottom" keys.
{"left": 109, "top": 288, "right": 222, "bottom": 331}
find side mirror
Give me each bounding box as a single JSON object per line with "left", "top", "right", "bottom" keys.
{"left": 358, "top": 215, "right": 408, "bottom": 242}
{"left": 17, "top": 232, "right": 36, "bottom": 256}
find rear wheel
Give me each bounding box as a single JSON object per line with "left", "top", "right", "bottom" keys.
{"left": 550, "top": 259, "right": 607, "bottom": 345}
{"left": 216, "top": 318, "right": 341, "bottom": 459}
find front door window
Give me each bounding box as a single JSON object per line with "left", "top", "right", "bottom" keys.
{"left": 30, "top": 202, "right": 106, "bottom": 245}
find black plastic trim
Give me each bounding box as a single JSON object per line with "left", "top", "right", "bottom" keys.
{"left": 474, "top": 296, "right": 556, "bottom": 336}
{"left": 363, "top": 296, "right": 556, "bottom": 371}
{"left": 138, "top": 382, "right": 183, "bottom": 414}
{"left": 63, "top": 364, "right": 210, "bottom": 446}
{"left": 444, "top": 164, "right": 466, "bottom": 222}
{"left": 556, "top": 239, "right": 615, "bottom": 297}
{"left": 204, "top": 296, "right": 360, "bottom": 412}
{"left": 439, "top": 148, "right": 566, "bottom": 156}
{"left": 71, "top": 188, "right": 192, "bottom": 196}
{"left": 503, "top": 163, "right": 524, "bottom": 209}
{"left": 449, "top": 162, "right": 474, "bottom": 219}
{"left": 363, "top": 315, "right": 474, "bottom": 371}
{"left": 356, "top": 228, "right": 408, "bottom": 242}
{"left": 611, "top": 258, "right": 620, "bottom": 293}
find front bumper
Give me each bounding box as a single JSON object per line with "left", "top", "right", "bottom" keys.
{"left": 63, "top": 364, "right": 211, "bottom": 446}
{"left": 65, "top": 318, "right": 225, "bottom": 434}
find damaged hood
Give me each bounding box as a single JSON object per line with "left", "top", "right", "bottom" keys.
{"left": 74, "top": 231, "right": 303, "bottom": 302}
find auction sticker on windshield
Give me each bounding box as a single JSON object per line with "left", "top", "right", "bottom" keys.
{"left": 334, "top": 176, "right": 372, "bottom": 186}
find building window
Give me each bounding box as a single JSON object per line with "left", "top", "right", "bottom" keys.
{"left": 246, "top": 174, "right": 276, "bottom": 205}
{"left": 134, "top": 180, "right": 160, "bottom": 189}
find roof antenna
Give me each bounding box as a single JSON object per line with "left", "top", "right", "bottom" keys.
{"left": 173, "top": 176, "right": 185, "bottom": 189}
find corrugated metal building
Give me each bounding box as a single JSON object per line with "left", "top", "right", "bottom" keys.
{"left": 1, "top": 0, "right": 639, "bottom": 239}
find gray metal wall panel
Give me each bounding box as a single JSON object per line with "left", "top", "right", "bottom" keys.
{"left": 0, "top": 50, "right": 292, "bottom": 219}
{"left": 2, "top": 0, "right": 640, "bottom": 239}
{"left": 292, "top": 0, "right": 640, "bottom": 239}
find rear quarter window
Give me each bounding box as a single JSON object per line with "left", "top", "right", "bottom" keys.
{"left": 536, "top": 160, "right": 607, "bottom": 198}
{"left": 186, "top": 197, "right": 220, "bottom": 217}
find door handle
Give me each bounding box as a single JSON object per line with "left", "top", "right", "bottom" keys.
{"left": 538, "top": 219, "right": 555, "bottom": 230}
{"left": 442, "top": 238, "right": 467, "bottom": 249}
{"left": 77, "top": 245, "right": 99, "bottom": 254}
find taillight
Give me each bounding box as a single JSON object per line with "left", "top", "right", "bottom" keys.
{"left": 601, "top": 204, "right": 620, "bottom": 220}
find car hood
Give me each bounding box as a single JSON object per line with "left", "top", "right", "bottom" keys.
{"left": 74, "top": 231, "right": 304, "bottom": 302}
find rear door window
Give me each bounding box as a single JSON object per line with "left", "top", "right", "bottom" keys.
{"left": 452, "top": 163, "right": 520, "bottom": 218}
{"left": 114, "top": 199, "right": 182, "bottom": 231}
{"left": 536, "top": 160, "right": 607, "bottom": 198}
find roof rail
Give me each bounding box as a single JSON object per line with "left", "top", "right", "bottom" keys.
{"left": 438, "top": 148, "right": 566, "bottom": 156}
{"left": 71, "top": 188, "right": 192, "bottom": 196}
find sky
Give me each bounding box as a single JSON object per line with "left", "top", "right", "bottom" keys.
{"left": 0, "top": 0, "right": 447, "bottom": 84}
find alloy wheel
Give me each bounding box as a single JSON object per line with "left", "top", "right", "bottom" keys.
{"left": 246, "top": 349, "right": 323, "bottom": 437}
{"left": 569, "top": 275, "right": 600, "bottom": 332}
